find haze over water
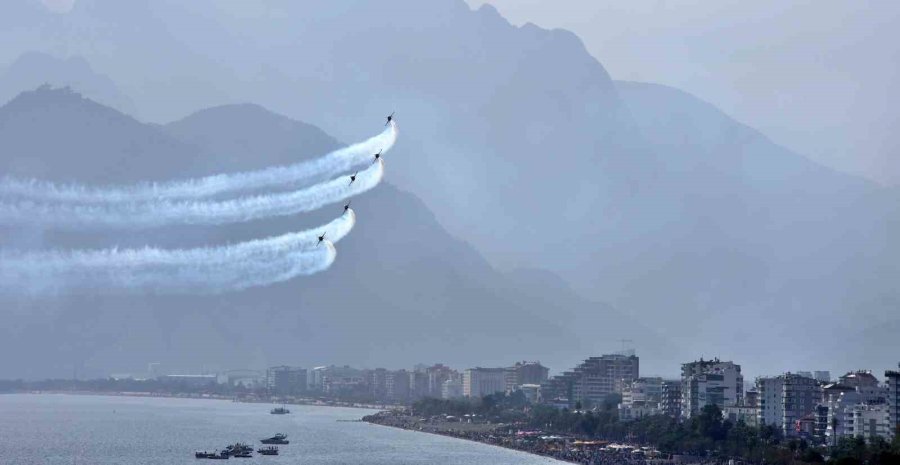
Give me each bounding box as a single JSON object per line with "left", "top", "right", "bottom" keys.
{"left": 0, "top": 394, "right": 564, "bottom": 465}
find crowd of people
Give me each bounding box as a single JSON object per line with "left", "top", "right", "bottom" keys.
{"left": 363, "top": 411, "right": 680, "bottom": 465}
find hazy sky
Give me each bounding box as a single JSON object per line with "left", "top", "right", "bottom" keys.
{"left": 466, "top": 0, "right": 900, "bottom": 185}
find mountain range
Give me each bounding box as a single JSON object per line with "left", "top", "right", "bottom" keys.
{"left": 0, "top": 87, "right": 652, "bottom": 379}
{"left": 0, "top": 0, "right": 897, "bottom": 378}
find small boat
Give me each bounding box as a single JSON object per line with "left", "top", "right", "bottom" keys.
{"left": 257, "top": 446, "right": 279, "bottom": 456}
{"left": 270, "top": 405, "right": 291, "bottom": 415}
{"left": 260, "top": 433, "right": 289, "bottom": 445}
{"left": 222, "top": 443, "right": 253, "bottom": 457}
{"left": 195, "top": 451, "right": 229, "bottom": 460}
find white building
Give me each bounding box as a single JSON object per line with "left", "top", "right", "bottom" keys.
{"left": 463, "top": 368, "right": 507, "bottom": 398}
{"left": 757, "top": 373, "right": 821, "bottom": 437}
{"left": 307, "top": 366, "right": 327, "bottom": 392}
{"left": 681, "top": 359, "right": 743, "bottom": 419}
{"left": 850, "top": 404, "right": 892, "bottom": 440}
{"left": 826, "top": 390, "right": 863, "bottom": 441}
{"left": 619, "top": 377, "right": 663, "bottom": 421}
{"left": 757, "top": 377, "right": 783, "bottom": 428}
{"left": 623, "top": 377, "right": 663, "bottom": 406}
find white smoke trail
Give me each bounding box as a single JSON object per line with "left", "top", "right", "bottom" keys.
{"left": 0, "top": 211, "right": 354, "bottom": 295}
{"left": 0, "top": 123, "right": 397, "bottom": 204}
{"left": 0, "top": 161, "right": 382, "bottom": 230}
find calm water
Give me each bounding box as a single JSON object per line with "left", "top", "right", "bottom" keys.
{"left": 0, "top": 394, "right": 563, "bottom": 465}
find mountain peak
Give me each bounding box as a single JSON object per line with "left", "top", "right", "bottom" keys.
{"left": 0, "top": 86, "right": 200, "bottom": 184}
{"left": 0, "top": 52, "right": 137, "bottom": 116}
{"left": 5, "top": 84, "right": 86, "bottom": 106}
{"left": 475, "top": 3, "right": 505, "bottom": 23}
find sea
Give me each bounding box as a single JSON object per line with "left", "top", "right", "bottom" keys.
{"left": 0, "top": 394, "right": 564, "bottom": 465}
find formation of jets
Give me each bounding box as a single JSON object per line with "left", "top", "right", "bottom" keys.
{"left": 331, "top": 114, "right": 394, "bottom": 243}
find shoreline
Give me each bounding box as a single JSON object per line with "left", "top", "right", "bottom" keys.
{"left": 364, "top": 420, "right": 576, "bottom": 464}
{"left": 362, "top": 412, "right": 678, "bottom": 465}
{"left": 3, "top": 390, "right": 396, "bottom": 411}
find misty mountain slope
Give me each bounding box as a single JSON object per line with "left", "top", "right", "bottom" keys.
{"left": 0, "top": 86, "right": 205, "bottom": 184}
{"left": 0, "top": 91, "right": 647, "bottom": 379}
{"left": 0, "top": 52, "right": 137, "bottom": 116}
{"left": 572, "top": 81, "right": 900, "bottom": 367}
{"left": 164, "top": 104, "right": 342, "bottom": 174}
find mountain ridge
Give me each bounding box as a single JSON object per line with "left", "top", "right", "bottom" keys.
{"left": 0, "top": 88, "right": 651, "bottom": 379}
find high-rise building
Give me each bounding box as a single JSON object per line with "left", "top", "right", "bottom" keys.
{"left": 850, "top": 404, "right": 892, "bottom": 440}
{"left": 542, "top": 353, "right": 639, "bottom": 408}
{"left": 463, "top": 368, "right": 507, "bottom": 398}
{"left": 409, "top": 369, "right": 430, "bottom": 400}
{"left": 681, "top": 359, "right": 743, "bottom": 419}
{"left": 619, "top": 377, "right": 663, "bottom": 421}
{"left": 425, "top": 364, "right": 457, "bottom": 398}
{"left": 815, "top": 382, "right": 852, "bottom": 443}
{"left": 825, "top": 388, "right": 867, "bottom": 442}
{"left": 266, "top": 366, "right": 307, "bottom": 396}
{"left": 622, "top": 377, "right": 663, "bottom": 406}
{"left": 823, "top": 372, "right": 889, "bottom": 444}
{"left": 308, "top": 366, "right": 327, "bottom": 392}
{"left": 368, "top": 368, "right": 389, "bottom": 401}
{"left": 757, "top": 373, "right": 821, "bottom": 436}
{"left": 660, "top": 380, "right": 683, "bottom": 418}
{"left": 505, "top": 362, "right": 549, "bottom": 392}
{"left": 758, "top": 376, "right": 784, "bottom": 428}
{"left": 783, "top": 373, "right": 821, "bottom": 437}
{"left": 885, "top": 366, "right": 899, "bottom": 438}
{"left": 386, "top": 369, "right": 410, "bottom": 402}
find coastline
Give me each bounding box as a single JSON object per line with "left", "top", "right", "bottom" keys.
{"left": 362, "top": 411, "right": 677, "bottom": 465}
{"left": 364, "top": 418, "right": 576, "bottom": 464}
{"left": 4, "top": 390, "right": 396, "bottom": 411}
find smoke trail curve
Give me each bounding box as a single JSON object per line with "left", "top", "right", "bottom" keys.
{"left": 0, "top": 123, "right": 397, "bottom": 204}
{"left": 0, "top": 211, "right": 354, "bottom": 295}
{"left": 0, "top": 161, "right": 382, "bottom": 230}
